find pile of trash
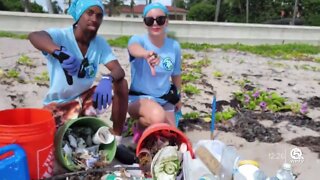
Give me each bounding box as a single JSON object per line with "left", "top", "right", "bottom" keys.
{"left": 62, "top": 126, "right": 114, "bottom": 170}
{"left": 55, "top": 123, "right": 297, "bottom": 180}
{"left": 136, "top": 129, "right": 188, "bottom": 177}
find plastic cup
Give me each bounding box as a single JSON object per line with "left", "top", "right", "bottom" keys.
{"left": 92, "top": 126, "right": 114, "bottom": 145}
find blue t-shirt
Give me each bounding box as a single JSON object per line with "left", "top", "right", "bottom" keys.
{"left": 43, "top": 26, "right": 116, "bottom": 105}
{"left": 128, "top": 34, "right": 181, "bottom": 104}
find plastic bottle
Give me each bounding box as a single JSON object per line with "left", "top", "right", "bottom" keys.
{"left": 253, "top": 170, "right": 267, "bottom": 180}
{"left": 235, "top": 160, "right": 267, "bottom": 180}
{"left": 175, "top": 110, "right": 183, "bottom": 127}
{"left": 219, "top": 145, "right": 241, "bottom": 180}
{"left": 275, "top": 163, "right": 294, "bottom": 180}
{"left": 199, "top": 174, "right": 220, "bottom": 180}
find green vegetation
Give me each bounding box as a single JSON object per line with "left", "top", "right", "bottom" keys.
{"left": 233, "top": 88, "right": 306, "bottom": 114}
{"left": 294, "top": 64, "right": 320, "bottom": 72}
{"left": 5, "top": 69, "right": 19, "bottom": 79}
{"left": 235, "top": 79, "right": 252, "bottom": 87}
{"left": 182, "top": 84, "right": 200, "bottom": 95}
{"left": 181, "top": 73, "right": 200, "bottom": 83}
{"left": 105, "top": 36, "right": 320, "bottom": 61}
{"left": 215, "top": 108, "right": 237, "bottom": 122}
{"left": 187, "top": 3, "right": 215, "bottom": 21}
{"left": 191, "top": 58, "right": 211, "bottom": 68}
{"left": 1, "top": 33, "right": 319, "bottom": 62}
{"left": 182, "top": 112, "right": 200, "bottom": 119}
{"left": 34, "top": 72, "right": 49, "bottom": 82}
{"left": 0, "top": 0, "right": 44, "bottom": 13}
{"left": 213, "top": 71, "right": 223, "bottom": 78}
{"left": 108, "top": 36, "right": 130, "bottom": 48}
{"left": 0, "top": 31, "right": 28, "bottom": 39}
{"left": 267, "top": 61, "right": 288, "bottom": 68}
{"left": 18, "top": 55, "right": 34, "bottom": 66}
{"left": 182, "top": 43, "right": 320, "bottom": 61}
{"left": 182, "top": 53, "right": 195, "bottom": 59}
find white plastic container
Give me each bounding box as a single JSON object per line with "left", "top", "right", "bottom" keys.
{"left": 237, "top": 160, "right": 260, "bottom": 180}
{"left": 183, "top": 151, "right": 216, "bottom": 180}
{"left": 219, "top": 145, "right": 241, "bottom": 180}
{"left": 92, "top": 126, "right": 114, "bottom": 145}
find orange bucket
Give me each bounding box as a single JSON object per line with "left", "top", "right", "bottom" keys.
{"left": 0, "top": 108, "right": 56, "bottom": 179}
{"left": 136, "top": 123, "right": 194, "bottom": 158}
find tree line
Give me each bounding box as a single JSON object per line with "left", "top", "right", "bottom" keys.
{"left": 1, "top": 0, "right": 319, "bottom": 26}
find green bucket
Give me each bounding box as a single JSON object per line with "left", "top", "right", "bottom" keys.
{"left": 54, "top": 117, "right": 117, "bottom": 171}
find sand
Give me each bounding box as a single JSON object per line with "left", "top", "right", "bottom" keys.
{"left": 0, "top": 38, "right": 319, "bottom": 179}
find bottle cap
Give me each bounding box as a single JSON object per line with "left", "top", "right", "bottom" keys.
{"left": 238, "top": 160, "right": 260, "bottom": 168}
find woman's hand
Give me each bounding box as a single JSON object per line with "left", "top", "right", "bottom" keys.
{"left": 175, "top": 101, "right": 182, "bottom": 112}
{"left": 145, "top": 51, "right": 160, "bottom": 76}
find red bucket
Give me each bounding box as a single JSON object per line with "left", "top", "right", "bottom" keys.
{"left": 136, "top": 123, "right": 194, "bottom": 158}
{"left": 0, "top": 108, "right": 56, "bottom": 179}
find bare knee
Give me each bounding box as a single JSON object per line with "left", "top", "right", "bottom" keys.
{"left": 147, "top": 108, "right": 166, "bottom": 125}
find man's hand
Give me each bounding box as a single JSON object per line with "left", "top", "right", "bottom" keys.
{"left": 93, "top": 75, "right": 113, "bottom": 110}
{"left": 53, "top": 49, "right": 80, "bottom": 76}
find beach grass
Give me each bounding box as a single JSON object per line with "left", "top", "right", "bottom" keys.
{"left": 0, "top": 31, "right": 28, "bottom": 39}
{"left": 1, "top": 32, "right": 319, "bottom": 61}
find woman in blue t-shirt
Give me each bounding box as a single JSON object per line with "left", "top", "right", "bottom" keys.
{"left": 127, "top": 2, "right": 182, "bottom": 143}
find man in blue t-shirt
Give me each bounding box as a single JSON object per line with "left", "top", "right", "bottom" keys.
{"left": 28, "top": 0, "right": 128, "bottom": 142}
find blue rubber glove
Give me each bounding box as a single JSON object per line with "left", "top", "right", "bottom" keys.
{"left": 53, "top": 49, "right": 80, "bottom": 76}
{"left": 93, "top": 75, "right": 113, "bottom": 110}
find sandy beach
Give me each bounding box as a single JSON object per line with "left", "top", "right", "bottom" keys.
{"left": 0, "top": 37, "right": 319, "bottom": 179}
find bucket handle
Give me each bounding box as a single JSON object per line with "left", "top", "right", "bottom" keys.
{"left": 0, "top": 144, "right": 22, "bottom": 156}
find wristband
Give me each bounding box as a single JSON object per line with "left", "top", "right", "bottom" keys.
{"left": 102, "top": 74, "right": 114, "bottom": 82}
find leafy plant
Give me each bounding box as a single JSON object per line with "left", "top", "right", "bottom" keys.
{"left": 182, "top": 84, "right": 200, "bottom": 95}
{"left": 233, "top": 88, "right": 307, "bottom": 114}
{"left": 235, "top": 79, "right": 251, "bottom": 87}
{"left": 18, "top": 55, "right": 34, "bottom": 67}
{"left": 5, "top": 69, "right": 19, "bottom": 79}
{"left": 215, "top": 108, "right": 237, "bottom": 122}
{"left": 182, "top": 53, "right": 195, "bottom": 59}
{"left": 34, "top": 72, "right": 49, "bottom": 82}
{"left": 213, "top": 71, "right": 223, "bottom": 78}
{"left": 191, "top": 58, "right": 211, "bottom": 68}
{"left": 182, "top": 112, "right": 200, "bottom": 119}
{"left": 181, "top": 73, "right": 199, "bottom": 83}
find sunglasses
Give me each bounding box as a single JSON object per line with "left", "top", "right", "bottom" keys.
{"left": 78, "top": 58, "right": 89, "bottom": 78}
{"left": 144, "top": 16, "right": 167, "bottom": 26}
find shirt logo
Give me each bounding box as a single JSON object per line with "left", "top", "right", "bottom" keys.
{"left": 85, "top": 64, "right": 96, "bottom": 78}
{"left": 162, "top": 57, "right": 174, "bottom": 71}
